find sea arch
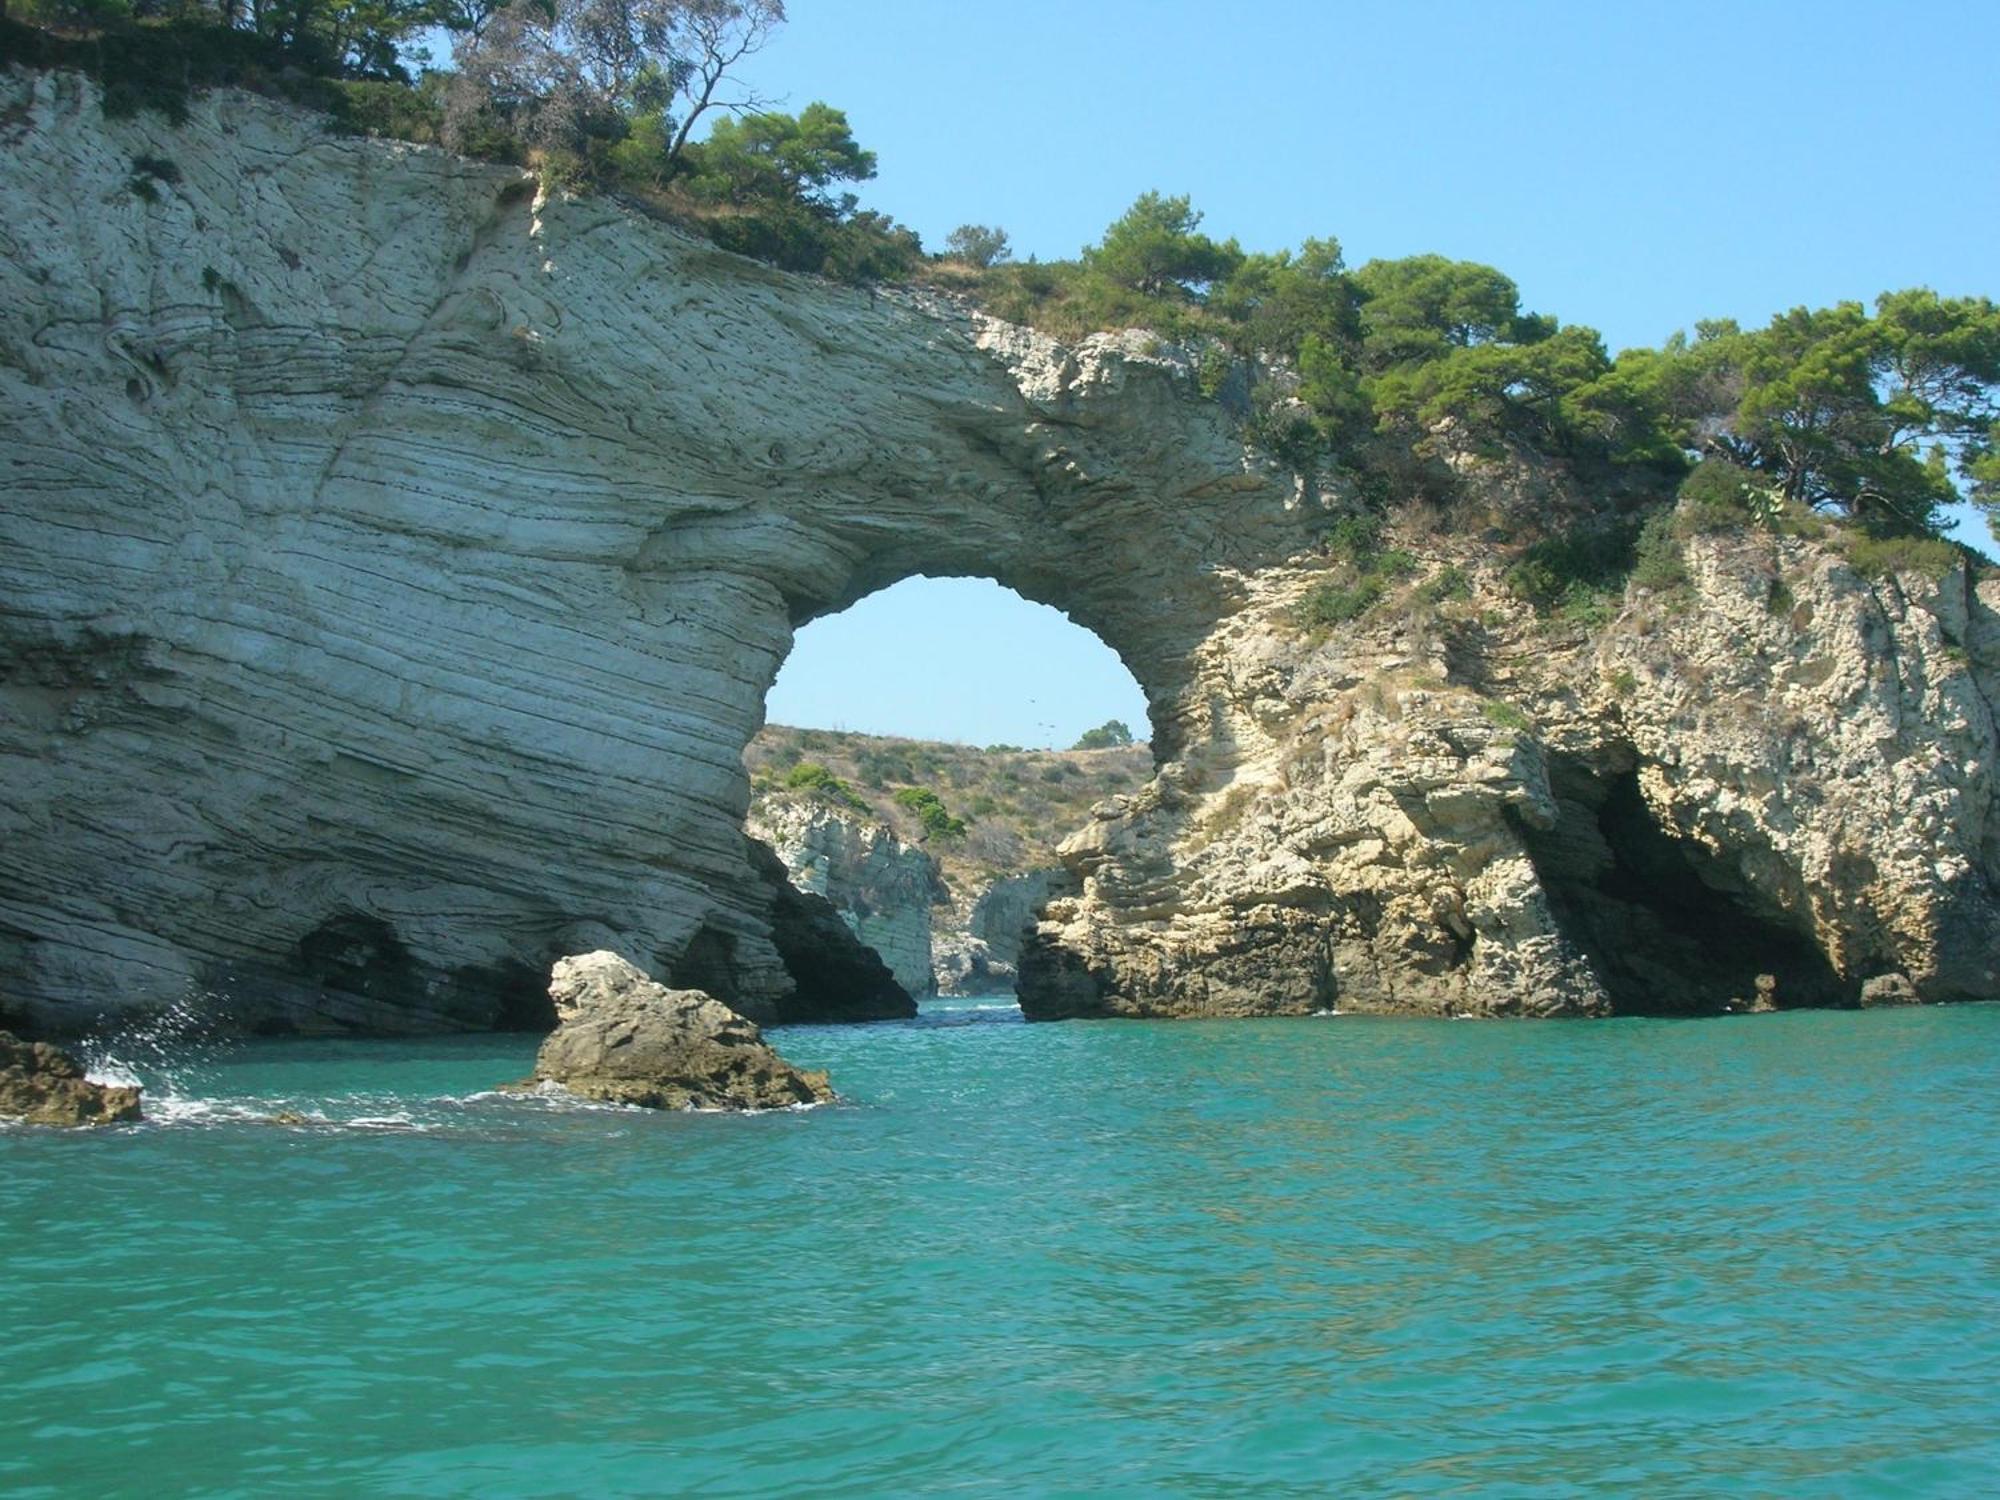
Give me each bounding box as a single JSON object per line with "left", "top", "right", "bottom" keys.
{"left": 0, "top": 108, "right": 1317, "bottom": 1036}
{"left": 10, "top": 92, "right": 1973, "bottom": 1038}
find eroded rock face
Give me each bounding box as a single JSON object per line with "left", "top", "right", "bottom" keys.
{"left": 2, "top": 71, "right": 1996, "bottom": 1030}
{"left": 743, "top": 839, "right": 915, "bottom": 1023}
{"left": 748, "top": 799, "right": 944, "bottom": 997}
{"left": 0, "top": 1031, "right": 143, "bottom": 1126}
{"left": 1019, "top": 527, "right": 2000, "bottom": 1019}
{"left": 526, "top": 952, "right": 832, "bottom": 1110}
{"left": 0, "top": 71, "right": 1303, "bottom": 1035}
{"left": 933, "top": 871, "right": 1057, "bottom": 995}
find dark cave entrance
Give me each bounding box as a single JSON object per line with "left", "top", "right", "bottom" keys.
{"left": 1515, "top": 757, "right": 1850, "bottom": 1014}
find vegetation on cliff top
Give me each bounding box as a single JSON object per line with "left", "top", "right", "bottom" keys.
{"left": 8, "top": 2, "right": 1997, "bottom": 553}
{"left": 960, "top": 196, "right": 2000, "bottom": 555}
{"left": 745, "top": 725, "right": 1150, "bottom": 897}
{"left": 1, "top": 0, "right": 922, "bottom": 280}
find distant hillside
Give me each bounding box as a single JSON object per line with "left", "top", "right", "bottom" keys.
{"left": 745, "top": 726, "right": 1152, "bottom": 898}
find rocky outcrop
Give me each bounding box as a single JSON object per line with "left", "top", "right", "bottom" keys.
{"left": 523, "top": 952, "right": 832, "bottom": 1110}
{"left": 1, "top": 70, "right": 1995, "bottom": 1031}
{"left": 1019, "top": 526, "right": 2000, "bottom": 1019}
{"left": 0, "top": 1030, "right": 143, "bottom": 1126}
{"left": 748, "top": 798, "right": 944, "bottom": 996}
{"left": 934, "top": 870, "right": 1056, "bottom": 995}
{"left": 741, "top": 839, "right": 915, "bottom": 1022}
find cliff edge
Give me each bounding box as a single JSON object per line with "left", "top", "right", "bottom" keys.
{"left": 2, "top": 68, "right": 1993, "bottom": 1030}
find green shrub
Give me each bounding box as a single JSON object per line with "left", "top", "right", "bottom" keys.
{"left": 891, "top": 786, "right": 966, "bottom": 841}
{"left": 1557, "top": 590, "right": 1619, "bottom": 629}
{"left": 782, "top": 761, "right": 870, "bottom": 813}
{"left": 1481, "top": 699, "right": 1533, "bottom": 732}
{"left": 1376, "top": 548, "right": 1420, "bottom": 580}
{"left": 1194, "top": 344, "right": 1234, "bottom": 399}
{"left": 1628, "top": 508, "right": 1688, "bottom": 591}
{"left": 1320, "top": 513, "right": 1384, "bottom": 561}
{"left": 1844, "top": 534, "right": 1964, "bottom": 581}
{"left": 1674, "top": 458, "right": 1764, "bottom": 535}
{"left": 1298, "top": 576, "right": 1385, "bottom": 628}
{"left": 1417, "top": 564, "right": 1471, "bottom": 604}
{"left": 1504, "top": 517, "right": 1638, "bottom": 622}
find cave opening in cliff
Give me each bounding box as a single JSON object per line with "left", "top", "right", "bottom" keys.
{"left": 745, "top": 574, "right": 1153, "bottom": 1004}
{"left": 1513, "top": 757, "right": 1849, "bottom": 1014}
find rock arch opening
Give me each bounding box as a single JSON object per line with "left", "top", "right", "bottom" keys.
{"left": 742, "top": 575, "right": 1155, "bottom": 1005}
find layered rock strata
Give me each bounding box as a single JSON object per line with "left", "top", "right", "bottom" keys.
{"left": 934, "top": 871, "right": 1057, "bottom": 995}
{"left": 521, "top": 951, "right": 832, "bottom": 1110}
{"left": 748, "top": 799, "right": 944, "bottom": 996}
{"left": 0, "top": 1030, "right": 144, "bottom": 1126}
{"left": 0, "top": 70, "right": 1301, "bottom": 1034}
{"left": 1018, "top": 528, "right": 2000, "bottom": 1018}
{"left": 1, "top": 69, "right": 1995, "bottom": 1030}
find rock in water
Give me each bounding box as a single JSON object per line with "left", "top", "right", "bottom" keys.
{"left": 0, "top": 1031, "right": 143, "bottom": 1127}
{"left": 528, "top": 953, "right": 834, "bottom": 1111}
{"left": 1859, "top": 973, "right": 1921, "bottom": 1008}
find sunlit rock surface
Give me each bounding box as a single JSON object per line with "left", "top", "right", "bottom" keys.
{"left": 2, "top": 69, "right": 1995, "bottom": 1029}
{"left": 521, "top": 952, "right": 831, "bottom": 1111}
{"left": 747, "top": 798, "right": 944, "bottom": 997}
{"left": 0, "top": 1030, "right": 143, "bottom": 1126}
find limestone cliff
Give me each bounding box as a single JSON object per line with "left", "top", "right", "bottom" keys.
{"left": 935, "top": 870, "right": 1057, "bottom": 996}
{"left": 747, "top": 796, "right": 944, "bottom": 996}
{"left": 2, "top": 68, "right": 1995, "bottom": 1032}
{"left": 1018, "top": 525, "right": 2000, "bottom": 1018}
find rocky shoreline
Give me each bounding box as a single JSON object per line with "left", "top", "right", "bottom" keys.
{"left": 0, "top": 68, "right": 1993, "bottom": 1034}
{"left": 0, "top": 1030, "right": 142, "bottom": 1126}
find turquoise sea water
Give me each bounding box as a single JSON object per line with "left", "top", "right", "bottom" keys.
{"left": 5, "top": 999, "right": 1999, "bottom": 1497}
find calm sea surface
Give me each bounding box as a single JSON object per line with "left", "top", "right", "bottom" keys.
{"left": 4, "top": 1000, "right": 1998, "bottom": 1497}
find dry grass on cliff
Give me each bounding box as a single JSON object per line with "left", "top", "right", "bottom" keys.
{"left": 745, "top": 726, "right": 1152, "bottom": 893}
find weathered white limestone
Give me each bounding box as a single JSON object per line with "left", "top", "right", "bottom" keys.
{"left": 2, "top": 70, "right": 1995, "bottom": 1032}
{"left": 0, "top": 71, "right": 1306, "bottom": 1032}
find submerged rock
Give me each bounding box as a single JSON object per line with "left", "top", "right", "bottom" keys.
{"left": 0, "top": 1030, "right": 143, "bottom": 1127}
{"left": 525, "top": 952, "right": 833, "bottom": 1111}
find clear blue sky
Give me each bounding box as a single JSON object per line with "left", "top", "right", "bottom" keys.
{"left": 752, "top": 0, "right": 1999, "bottom": 747}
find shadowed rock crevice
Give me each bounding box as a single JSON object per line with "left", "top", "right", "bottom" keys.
{"left": 747, "top": 839, "right": 914, "bottom": 1023}
{"left": 1516, "top": 759, "right": 1849, "bottom": 1014}
{"left": 295, "top": 914, "right": 423, "bottom": 1018}
{"left": 666, "top": 925, "right": 743, "bottom": 1007}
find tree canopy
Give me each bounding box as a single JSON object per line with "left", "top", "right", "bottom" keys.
{"left": 1084, "top": 192, "right": 1242, "bottom": 299}
{"left": 1073, "top": 720, "right": 1136, "bottom": 750}
{"left": 974, "top": 189, "right": 1999, "bottom": 547}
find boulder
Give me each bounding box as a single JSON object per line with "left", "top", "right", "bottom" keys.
{"left": 0, "top": 1030, "right": 143, "bottom": 1127}
{"left": 1859, "top": 972, "right": 1921, "bottom": 1008}
{"left": 525, "top": 952, "right": 834, "bottom": 1111}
